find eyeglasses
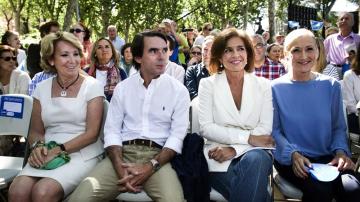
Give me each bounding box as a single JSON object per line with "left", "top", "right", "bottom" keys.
{"left": 254, "top": 43, "right": 265, "bottom": 49}
{"left": 0, "top": 56, "right": 17, "bottom": 62}
{"left": 70, "top": 28, "right": 84, "bottom": 33}
{"left": 205, "top": 28, "right": 213, "bottom": 31}
{"left": 191, "top": 51, "right": 202, "bottom": 56}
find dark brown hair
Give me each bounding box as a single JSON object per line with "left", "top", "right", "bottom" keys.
{"left": 209, "top": 28, "right": 254, "bottom": 74}
{"left": 351, "top": 44, "right": 360, "bottom": 75}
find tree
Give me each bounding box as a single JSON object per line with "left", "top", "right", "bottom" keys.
{"left": 1, "top": 0, "right": 13, "bottom": 30}
{"left": 63, "top": 0, "right": 78, "bottom": 31}
{"left": 7, "top": 0, "right": 26, "bottom": 33}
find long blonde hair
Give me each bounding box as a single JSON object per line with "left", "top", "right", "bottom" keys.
{"left": 313, "top": 37, "right": 327, "bottom": 73}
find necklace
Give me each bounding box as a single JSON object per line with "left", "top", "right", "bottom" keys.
{"left": 56, "top": 74, "right": 80, "bottom": 97}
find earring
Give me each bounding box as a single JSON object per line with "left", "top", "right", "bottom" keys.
{"left": 220, "top": 63, "right": 224, "bottom": 68}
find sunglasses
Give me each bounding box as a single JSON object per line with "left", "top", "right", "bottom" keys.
{"left": 70, "top": 28, "right": 85, "bottom": 33}
{"left": 254, "top": 43, "right": 265, "bottom": 49}
{"left": 205, "top": 28, "right": 213, "bottom": 31}
{"left": 0, "top": 56, "right": 17, "bottom": 62}
{"left": 191, "top": 51, "right": 202, "bottom": 56}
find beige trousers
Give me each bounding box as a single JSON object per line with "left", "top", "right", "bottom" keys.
{"left": 68, "top": 145, "right": 184, "bottom": 202}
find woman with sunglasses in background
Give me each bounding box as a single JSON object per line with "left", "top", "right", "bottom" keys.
{"left": 1, "top": 30, "right": 27, "bottom": 70}
{"left": 0, "top": 45, "right": 31, "bottom": 158}
{"left": 70, "top": 22, "right": 92, "bottom": 69}
{"left": 0, "top": 45, "right": 30, "bottom": 95}
{"left": 187, "top": 45, "right": 202, "bottom": 67}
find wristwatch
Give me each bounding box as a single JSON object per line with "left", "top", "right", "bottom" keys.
{"left": 150, "top": 159, "right": 161, "bottom": 172}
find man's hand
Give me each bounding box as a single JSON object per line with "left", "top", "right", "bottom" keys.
{"left": 291, "top": 152, "right": 311, "bottom": 179}
{"left": 117, "top": 168, "right": 141, "bottom": 193}
{"left": 121, "top": 162, "right": 154, "bottom": 189}
{"left": 248, "top": 135, "right": 274, "bottom": 148}
{"left": 208, "top": 147, "right": 236, "bottom": 163}
{"left": 328, "top": 151, "right": 355, "bottom": 171}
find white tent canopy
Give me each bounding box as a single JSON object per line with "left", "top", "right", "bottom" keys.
{"left": 330, "top": 0, "right": 359, "bottom": 12}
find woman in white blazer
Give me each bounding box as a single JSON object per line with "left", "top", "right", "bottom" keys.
{"left": 198, "top": 28, "right": 274, "bottom": 202}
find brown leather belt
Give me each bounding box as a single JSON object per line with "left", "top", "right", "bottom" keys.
{"left": 123, "top": 139, "right": 162, "bottom": 149}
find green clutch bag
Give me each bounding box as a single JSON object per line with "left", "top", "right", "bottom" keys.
{"left": 39, "top": 141, "right": 71, "bottom": 170}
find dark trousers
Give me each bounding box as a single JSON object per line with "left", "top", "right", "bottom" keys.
{"left": 348, "top": 113, "right": 360, "bottom": 134}
{"left": 274, "top": 155, "right": 360, "bottom": 202}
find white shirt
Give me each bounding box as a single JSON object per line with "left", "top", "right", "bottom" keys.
{"left": 342, "top": 70, "right": 360, "bottom": 115}
{"left": 104, "top": 73, "right": 190, "bottom": 153}
{"left": 109, "top": 36, "right": 125, "bottom": 54}
{"left": 165, "top": 61, "right": 185, "bottom": 83}
{"left": 95, "top": 69, "right": 108, "bottom": 88}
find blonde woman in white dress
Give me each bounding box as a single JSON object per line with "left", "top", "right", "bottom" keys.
{"left": 8, "top": 32, "right": 105, "bottom": 202}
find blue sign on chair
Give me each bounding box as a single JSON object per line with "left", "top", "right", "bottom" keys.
{"left": 0, "top": 96, "right": 24, "bottom": 119}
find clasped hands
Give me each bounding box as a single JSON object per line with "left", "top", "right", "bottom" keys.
{"left": 117, "top": 162, "right": 153, "bottom": 193}
{"left": 28, "top": 146, "right": 60, "bottom": 168}
{"left": 209, "top": 134, "right": 274, "bottom": 163}
{"left": 291, "top": 151, "right": 355, "bottom": 179}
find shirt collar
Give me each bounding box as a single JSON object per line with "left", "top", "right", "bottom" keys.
{"left": 337, "top": 32, "right": 355, "bottom": 40}
{"left": 136, "top": 72, "right": 164, "bottom": 88}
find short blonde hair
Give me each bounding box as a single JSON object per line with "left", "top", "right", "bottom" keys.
{"left": 41, "top": 32, "right": 83, "bottom": 73}
{"left": 284, "top": 29, "right": 315, "bottom": 54}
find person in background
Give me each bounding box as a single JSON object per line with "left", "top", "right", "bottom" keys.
{"left": 198, "top": 28, "right": 273, "bottom": 202}
{"left": 86, "top": 38, "right": 127, "bottom": 101}
{"left": 184, "top": 36, "right": 214, "bottom": 100}
{"left": 187, "top": 45, "right": 202, "bottom": 67}
{"left": 119, "top": 43, "right": 136, "bottom": 76}
{"left": 272, "top": 28, "right": 360, "bottom": 202}
{"left": 1, "top": 30, "right": 26, "bottom": 69}
{"left": 313, "top": 37, "right": 340, "bottom": 80}
{"left": 0, "top": 44, "right": 31, "bottom": 157}
{"left": 194, "top": 22, "right": 213, "bottom": 46}
{"left": 266, "top": 43, "right": 282, "bottom": 63}
{"left": 342, "top": 44, "right": 360, "bottom": 135}
{"left": 27, "top": 21, "right": 60, "bottom": 78}
{"left": 107, "top": 25, "right": 125, "bottom": 54}
{"left": 0, "top": 45, "right": 30, "bottom": 95}
{"left": 324, "top": 12, "right": 360, "bottom": 79}
{"left": 262, "top": 31, "right": 270, "bottom": 45}
{"left": 165, "top": 35, "right": 185, "bottom": 83}
{"left": 274, "top": 33, "right": 285, "bottom": 45}
{"left": 325, "top": 26, "right": 339, "bottom": 38}
{"left": 70, "top": 22, "right": 92, "bottom": 68}
{"left": 8, "top": 32, "right": 105, "bottom": 202}
{"left": 251, "top": 34, "right": 286, "bottom": 80}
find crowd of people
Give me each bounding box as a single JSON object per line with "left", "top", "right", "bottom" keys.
{"left": 1, "top": 11, "right": 360, "bottom": 202}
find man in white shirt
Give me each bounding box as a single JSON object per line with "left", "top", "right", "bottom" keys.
{"left": 107, "top": 25, "right": 125, "bottom": 54}
{"left": 69, "top": 31, "right": 190, "bottom": 202}
{"left": 165, "top": 34, "right": 185, "bottom": 83}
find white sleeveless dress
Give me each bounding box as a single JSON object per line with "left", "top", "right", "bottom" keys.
{"left": 18, "top": 76, "right": 105, "bottom": 196}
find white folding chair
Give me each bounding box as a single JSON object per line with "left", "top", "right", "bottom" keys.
{"left": 0, "top": 94, "right": 33, "bottom": 200}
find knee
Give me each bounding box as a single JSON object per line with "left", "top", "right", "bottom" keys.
{"left": 8, "top": 182, "right": 30, "bottom": 201}
{"left": 68, "top": 177, "right": 101, "bottom": 202}
{"left": 241, "top": 150, "right": 272, "bottom": 169}
{"left": 32, "top": 183, "right": 62, "bottom": 200}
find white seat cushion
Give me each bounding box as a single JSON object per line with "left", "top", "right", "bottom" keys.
{"left": 274, "top": 173, "right": 303, "bottom": 199}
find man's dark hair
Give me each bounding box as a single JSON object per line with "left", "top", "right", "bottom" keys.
{"left": 39, "top": 21, "right": 60, "bottom": 38}
{"left": 121, "top": 43, "right": 132, "bottom": 56}
{"left": 131, "top": 31, "right": 167, "bottom": 70}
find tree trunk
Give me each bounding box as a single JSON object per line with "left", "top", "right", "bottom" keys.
{"left": 268, "top": 0, "right": 275, "bottom": 43}
{"left": 63, "top": 0, "right": 77, "bottom": 31}
{"left": 100, "top": 0, "right": 112, "bottom": 36}
{"left": 8, "top": 0, "right": 26, "bottom": 33}
{"left": 242, "top": 1, "right": 249, "bottom": 30}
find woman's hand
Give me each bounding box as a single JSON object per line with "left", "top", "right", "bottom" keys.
{"left": 28, "top": 146, "right": 48, "bottom": 168}
{"left": 248, "top": 135, "right": 274, "bottom": 148}
{"left": 208, "top": 146, "right": 236, "bottom": 163}
{"left": 328, "top": 151, "right": 355, "bottom": 171}
{"left": 291, "top": 152, "right": 311, "bottom": 179}
{"left": 43, "top": 147, "right": 62, "bottom": 164}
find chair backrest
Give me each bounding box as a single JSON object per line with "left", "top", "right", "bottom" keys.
{"left": 190, "top": 96, "right": 200, "bottom": 134}
{"left": 99, "top": 99, "right": 109, "bottom": 143}
{"left": 0, "top": 94, "right": 33, "bottom": 138}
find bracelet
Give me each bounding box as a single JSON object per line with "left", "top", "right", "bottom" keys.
{"left": 30, "top": 140, "right": 45, "bottom": 150}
